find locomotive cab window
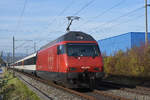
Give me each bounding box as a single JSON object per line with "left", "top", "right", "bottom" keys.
{"left": 67, "top": 43, "right": 100, "bottom": 57}
{"left": 57, "top": 45, "right": 66, "bottom": 54}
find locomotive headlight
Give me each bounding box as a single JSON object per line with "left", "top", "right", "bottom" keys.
{"left": 69, "top": 67, "right": 77, "bottom": 71}
{"left": 94, "top": 67, "right": 100, "bottom": 71}
{"left": 76, "top": 34, "right": 84, "bottom": 40}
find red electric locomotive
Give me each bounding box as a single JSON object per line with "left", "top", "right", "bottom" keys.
{"left": 36, "top": 31, "right": 104, "bottom": 89}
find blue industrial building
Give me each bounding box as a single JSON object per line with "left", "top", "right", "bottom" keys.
{"left": 98, "top": 32, "right": 150, "bottom": 55}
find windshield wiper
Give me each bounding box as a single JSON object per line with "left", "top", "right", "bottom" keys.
{"left": 71, "top": 53, "right": 78, "bottom": 59}
{"left": 92, "top": 54, "right": 96, "bottom": 59}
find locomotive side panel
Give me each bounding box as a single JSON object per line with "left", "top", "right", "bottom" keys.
{"left": 36, "top": 44, "right": 68, "bottom": 81}
{"left": 37, "top": 45, "right": 58, "bottom": 72}
{"left": 48, "top": 45, "right": 58, "bottom": 72}
{"left": 36, "top": 49, "right": 48, "bottom": 71}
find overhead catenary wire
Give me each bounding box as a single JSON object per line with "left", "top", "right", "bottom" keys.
{"left": 13, "top": 0, "right": 74, "bottom": 53}
{"left": 73, "top": 0, "right": 96, "bottom": 16}
{"left": 0, "top": 37, "right": 11, "bottom": 39}
{"left": 94, "top": 14, "right": 145, "bottom": 47}
{"left": 35, "top": 0, "right": 75, "bottom": 47}
{"left": 46, "top": 0, "right": 75, "bottom": 28}
{"left": 15, "top": 0, "right": 28, "bottom": 33}
{"left": 94, "top": 0, "right": 125, "bottom": 18}
{"left": 15, "top": 42, "right": 27, "bottom": 49}
{"left": 3, "top": 1, "right": 145, "bottom": 55}
{"left": 78, "top": 0, "right": 126, "bottom": 28}
{"left": 32, "top": 0, "right": 95, "bottom": 44}
{"left": 73, "top": 0, "right": 96, "bottom": 15}
{"left": 9, "top": 0, "right": 28, "bottom": 57}
{"left": 0, "top": 45, "right": 12, "bottom": 47}
{"left": 0, "top": 0, "right": 27, "bottom": 53}
{"left": 111, "top": 14, "right": 144, "bottom": 29}
{"left": 54, "top": 0, "right": 96, "bottom": 34}
{"left": 95, "top": 14, "right": 145, "bottom": 34}
{"left": 90, "top": 6, "right": 144, "bottom": 33}
{"left": 46, "top": 0, "right": 96, "bottom": 35}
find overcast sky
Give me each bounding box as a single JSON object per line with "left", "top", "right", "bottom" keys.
{"left": 0, "top": 0, "right": 149, "bottom": 54}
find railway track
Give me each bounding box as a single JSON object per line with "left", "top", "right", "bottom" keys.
{"left": 93, "top": 90, "right": 131, "bottom": 100}
{"left": 98, "top": 81, "right": 150, "bottom": 100}
{"left": 17, "top": 75, "right": 53, "bottom": 100}
{"left": 12, "top": 70, "right": 132, "bottom": 100}
{"left": 99, "top": 81, "right": 150, "bottom": 95}
{"left": 14, "top": 71, "right": 89, "bottom": 100}
{"left": 136, "top": 86, "right": 150, "bottom": 92}
{"left": 83, "top": 90, "right": 131, "bottom": 100}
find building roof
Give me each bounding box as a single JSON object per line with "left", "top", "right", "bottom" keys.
{"left": 99, "top": 32, "right": 150, "bottom": 42}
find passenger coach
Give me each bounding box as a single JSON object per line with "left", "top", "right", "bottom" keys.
{"left": 12, "top": 53, "right": 36, "bottom": 74}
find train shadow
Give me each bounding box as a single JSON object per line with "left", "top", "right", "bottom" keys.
{"left": 101, "top": 75, "right": 150, "bottom": 89}
{"left": 71, "top": 80, "right": 137, "bottom": 93}
{"left": 95, "top": 80, "right": 136, "bottom": 91}
{"left": 72, "top": 88, "right": 93, "bottom": 92}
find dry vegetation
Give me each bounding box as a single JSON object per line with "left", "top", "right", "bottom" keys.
{"left": 103, "top": 45, "right": 150, "bottom": 79}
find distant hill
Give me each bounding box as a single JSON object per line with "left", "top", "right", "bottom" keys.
{"left": 0, "top": 57, "right": 4, "bottom": 63}
{"left": 0, "top": 56, "right": 5, "bottom": 66}
{"left": 1, "top": 52, "right": 27, "bottom": 63}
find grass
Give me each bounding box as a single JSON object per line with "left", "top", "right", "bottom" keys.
{"left": 0, "top": 68, "right": 41, "bottom": 100}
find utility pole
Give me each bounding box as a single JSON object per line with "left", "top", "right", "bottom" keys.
{"left": 26, "top": 49, "right": 28, "bottom": 56}
{"left": 12, "top": 36, "right": 15, "bottom": 75}
{"left": 13, "top": 36, "right": 15, "bottom": 64}
{"left": 34, "top": 42, "right": 36, "bottom": 53}
{"left": 15, "top": 39, "right": 33, "bottom": 55}
{"left": 6, "top": 53, "right": 10, "bottom": 64}
{"left": 145, "top": 0, "right": 149, "bottom": 46}
{"left": 0, "top": 51, "right": 3, "bottom": 58}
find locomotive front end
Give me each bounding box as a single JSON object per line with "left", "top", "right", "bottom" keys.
{"left": 66, "top": 43, "right": 104, "bottom": 88}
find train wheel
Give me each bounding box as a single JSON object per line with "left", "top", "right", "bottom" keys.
{"left": 89, "top": 78, "right": 96, "bottom": 90}
{"left": 34, "top": 71, "right": 37, "bottom": 77}
{"left": 53, "top": 81, "right": 57, "bottom": 84}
